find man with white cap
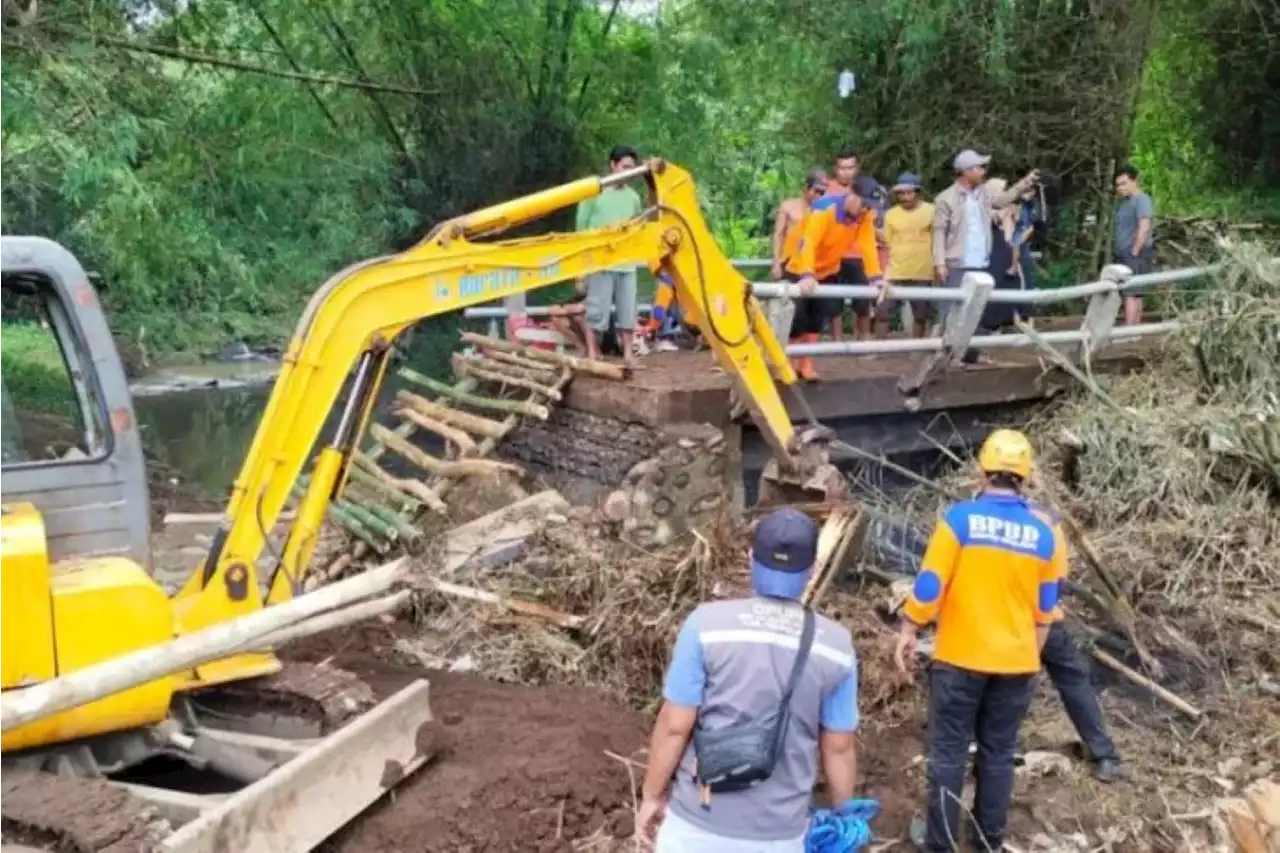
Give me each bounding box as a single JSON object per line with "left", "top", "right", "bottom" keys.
{"left": 932, "top": 150, "right": 1039, "bottom": 363}
{"left": 635, "top": 507, "right": 861, "bottom": 851}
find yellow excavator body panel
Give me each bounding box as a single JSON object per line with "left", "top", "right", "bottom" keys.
{"left": 2, "top": 504, "right": 177, "bottom": 751}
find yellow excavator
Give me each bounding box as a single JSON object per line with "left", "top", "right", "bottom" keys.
{"left": 0, "top": 159, "right": 842, "bottom": 850}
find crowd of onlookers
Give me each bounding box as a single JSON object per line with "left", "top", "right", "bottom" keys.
{"left": 503, "top": 144, "right": 1157, "bottom": 372}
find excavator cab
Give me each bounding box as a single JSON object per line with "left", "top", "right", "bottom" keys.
{"left": 1, "top": 238, "right": 151, "bottom": 567}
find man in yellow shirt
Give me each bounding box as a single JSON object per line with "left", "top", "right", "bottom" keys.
{"left": 894, "top": 429, "right": 1065, "bottom": 853}
{"left": 881, "top": 173, "right": 936, "bottom": 338}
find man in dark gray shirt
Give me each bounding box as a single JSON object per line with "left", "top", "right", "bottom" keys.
{"left": 1113, "top": 164, "right": 1155, "bottom": 325}
{"left": 635, "top": 508, "right": 860, "bottom": 851}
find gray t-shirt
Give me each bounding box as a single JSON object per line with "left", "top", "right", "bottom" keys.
{"left": 1114, "top": 192, "right": 1155, "bottom": 257}
{"left": 661, "top": 597, "right": 859, "bottom": 841}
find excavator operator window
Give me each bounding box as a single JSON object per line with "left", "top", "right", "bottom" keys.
{"left": 1, "top": 273, "right": 108, "bottom": 465}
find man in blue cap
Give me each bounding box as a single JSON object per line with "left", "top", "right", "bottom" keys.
{"left": 635, "top": 508, "right": 861, "bottom": 852}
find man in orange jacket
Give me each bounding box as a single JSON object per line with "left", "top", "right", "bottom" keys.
{"left": 784, "top": 192, "right": 882, "bottom": 380}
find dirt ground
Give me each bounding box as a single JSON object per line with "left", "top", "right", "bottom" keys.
{"left": 289, "top": 623, "right": 651, "bottom": 852}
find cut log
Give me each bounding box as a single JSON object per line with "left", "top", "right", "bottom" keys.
{"left": 368, "top": 423, "right": 523, "bottom": 479}
{"left": 452, "top": 354, "right": 564, "bottom": 400}
{"left": 460, "top": 331, "right": 627, "bottom": 380}
{"left": 394, "top": 389, "right": 510, "bottom": 438}
{"left": 393, "top": 405, "right": 480, "bottom": 456}
{"left": 396, "top": 369, "right": 551, "bottom": 420}
{"left": 428, "top": 578, "right": 583, "bottom": 629}
{"left": 0, "top": 558, "right": 412, "bottom": 733}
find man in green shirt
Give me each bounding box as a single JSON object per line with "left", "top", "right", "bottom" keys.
{"left": 576, "top": 145, "right": 645, "bottom": 364}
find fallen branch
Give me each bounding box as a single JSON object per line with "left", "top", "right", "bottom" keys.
{"left": 397, "top": 369, "right": 551, "bottom": 420}
{"left": 453, "top": 354, "right": 564, "bottom": 400}
{"left": 369, "top": 422, "right": 523, "bottom": 479}
{"left": 427, "top": 578, "right": 584, "bottom": 629}
{"left": 1090, "top": 647, "right": 1202, "bottom": 720}
{"left": 394, "top": 389, "right": 511, "bottom": 438}
{"left": 344, "top": 464, "right": 422, "bottom": 513}
{"left": 460, "top": 331, "right": 627, "bottom": 380}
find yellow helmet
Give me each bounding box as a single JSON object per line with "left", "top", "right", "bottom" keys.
{"left": 977, "top": 429, "right": 1034, "bottom": 480}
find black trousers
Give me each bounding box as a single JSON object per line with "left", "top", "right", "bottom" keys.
{"left": 784, "top": 270, "right": 841, "bottom": 335}
{"left": 1042, "top": 622, "right": 1118, "bottom": 762}
{"left": 925, "top": 663, "right": 1033, "bottom": 852}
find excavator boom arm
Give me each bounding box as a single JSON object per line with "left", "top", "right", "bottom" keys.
{"left": 173, "top": 160, "right": 800, "bottom": 648}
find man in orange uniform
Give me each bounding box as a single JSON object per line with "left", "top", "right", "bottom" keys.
{"left": 824, "top": 150, "right": 889, "bottom": 341}
{"left": 784, "top": 192, "right": 882, "bottom": 380}
{"left": 894, "top": 429, "right": 1066, "bottom": 852}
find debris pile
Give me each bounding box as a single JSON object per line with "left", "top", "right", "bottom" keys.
{"left": 880, "top": 242, "right": 1280, "bottom": 847}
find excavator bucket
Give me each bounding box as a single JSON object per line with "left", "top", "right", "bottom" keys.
{"left": 756, "top": 424, "right": 851, "bottom": 508}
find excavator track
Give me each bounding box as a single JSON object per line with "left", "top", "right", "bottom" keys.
{"left": 193, "top": 661, "right": 376, "bottom": 734}
{"left": 1, "top": 771, "right": 169, "bottom": 853}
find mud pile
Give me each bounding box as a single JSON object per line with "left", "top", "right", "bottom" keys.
{"left": 290, "top": 629, "right": 649, "bottom": 852}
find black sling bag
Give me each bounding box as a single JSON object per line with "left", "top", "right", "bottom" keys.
{"left": 692, "top": 608, "right": 816, "bottom": 795}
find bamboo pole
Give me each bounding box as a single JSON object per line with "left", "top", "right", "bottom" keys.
{"left": 352, "top": 452, "right": 447, "bottom": 515}
{"left": 452, "top": 354, "right": 564, "bottom": 400}
{"left": 365, "top": 377, "right": 481, "bottom": 464}
{"left": 1, "top": 558, "right": 411, "bottom": 732}
{"left": 427, "top": 578, "right": 583, "bottom": 629}
{"left": 369, "top": 423, "right": 523, "bottom": 478}
{"left": 247, "top": 590, "right": 413, "bottom": 651}
{"left": 427, "top": 369, "right": 573, "bottom": 506}
{"left": 397, "top": 369, "right": 551, "bottom": 420}
{"left": 345, "top": 464, "right": 422, "bottom": 513}
{"left": 394, "top": 389, "right": 510, "bottom": 438}
{"left": 460, "top": 331, "right": 627, "bottom": 380}
{"left": 393, "top": 406, "right": 479, "bottom": 455}
{"left": 481, "top": 348, "right": 563, "bottom": 376}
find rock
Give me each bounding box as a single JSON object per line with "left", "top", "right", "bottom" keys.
{"left": 1019, "top": 750, "right": 1073, "bottom": 778}
{"left": 1244, "top": 778, "right": 1280, "bottom": 829}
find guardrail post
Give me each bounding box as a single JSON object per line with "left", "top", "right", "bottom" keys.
{"left": 762, "top": 282, "right": 797, "bottom": 346}
{"left": 898, "top": 272, "right": 993, "bottom": 399}
{"left": 1078, "top": 264, "right": 1128, "bottom": 360}
{"left": 943, "top": 271, "right": 994, "bottom": 358}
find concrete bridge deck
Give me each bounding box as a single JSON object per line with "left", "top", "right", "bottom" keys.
{"left": 565, "top": 335, "right": 1154, "bottom": 435}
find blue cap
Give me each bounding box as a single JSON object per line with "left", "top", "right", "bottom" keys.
{"left": 893, "top": 172, "right": 922, "bottom": 192}
{"left": 750, "top": 508, "right": 819, "bottom": 599}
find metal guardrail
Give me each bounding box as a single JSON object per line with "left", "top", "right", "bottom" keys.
{"left": 463, "top": 259, "right": 1232, "bottom": 359}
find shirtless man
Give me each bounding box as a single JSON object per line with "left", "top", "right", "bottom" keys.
{"left": 770, "top": 169, "right": 830, "bottom": 281}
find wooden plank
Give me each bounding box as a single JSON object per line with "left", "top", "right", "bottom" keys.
{"left": 161, "top": 681, "right": 437, "bottom": 853}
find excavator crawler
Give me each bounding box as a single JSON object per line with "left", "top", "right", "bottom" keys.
{"left": 1, "top": 158, "right": 846, "bottom": 850}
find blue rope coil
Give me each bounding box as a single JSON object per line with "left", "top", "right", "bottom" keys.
{"left": 804, "top": 798, "right": 880, "bottom": 853}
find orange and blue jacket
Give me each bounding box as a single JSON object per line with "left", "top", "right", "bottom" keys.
{"left": 902, "top": 492, "right": 1067, "bottom": 675}
{"left": 784, "top": 195, "right": 882, "bottom": 282}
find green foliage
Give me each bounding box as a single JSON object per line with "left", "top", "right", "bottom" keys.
{"left": 1, "top": 0, "right": 1274, "bottom": 373}
{"left": 1, "top": 322, "right": 79, "bottom": 418}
